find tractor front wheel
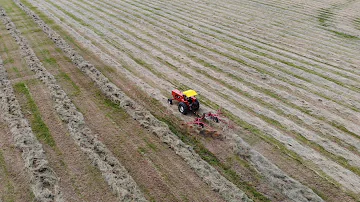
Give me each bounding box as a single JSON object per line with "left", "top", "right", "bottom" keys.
{"left": 168, "top": 99, "right": 173, "bottom": 105}
{"left": 178, "top": 102, "right": 188, "bottom": 115}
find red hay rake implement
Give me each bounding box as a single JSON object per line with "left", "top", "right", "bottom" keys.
{"left": 187, "top": 108, "right": 232, "bottom": 130}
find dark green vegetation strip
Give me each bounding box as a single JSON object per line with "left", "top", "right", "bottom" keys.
{"left": 0, "top": 150, "right": 7, "bottom": 172}
{"left": 3, "top": 57, "right": 14, "bottom": 65}
{"left": 327, "top": 29, "right": 359, "bottom": 39}
{"left": 13, "top": 82, "right": 56, "bottom": 148}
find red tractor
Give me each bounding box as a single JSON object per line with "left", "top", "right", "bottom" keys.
{"left": 168, "top": 89, "right": 200, "bottom": 114}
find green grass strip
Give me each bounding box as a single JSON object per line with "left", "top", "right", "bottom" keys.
{"left": 13, "top": 82, "right": 56, "bottom": 148}
{"left": 3, "top": 57, "right": 14, "bottom": 65}
{"left": 327, "top": 29, "right": 359, "bottom": 39}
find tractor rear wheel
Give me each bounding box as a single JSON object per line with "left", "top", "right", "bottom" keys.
{"left": 178, "top": 102, "right": 188, "bottom": 115}
{"left": 192, "top": 100, "right": 200, "bottom": 111}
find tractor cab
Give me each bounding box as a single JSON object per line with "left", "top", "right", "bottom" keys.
{"left": 182, "top": 89, "right": 198, "bottom": 98}
{"left": 168, "top": 89, "right": 200, "bottom": 114}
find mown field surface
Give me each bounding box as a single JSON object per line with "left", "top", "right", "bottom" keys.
{"left": 0, "top": 0, "right": 359, "bottom": 201}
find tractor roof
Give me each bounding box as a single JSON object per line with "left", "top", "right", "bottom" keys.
{"left": 183, "top": 90, "right": 198, "bottom": 97}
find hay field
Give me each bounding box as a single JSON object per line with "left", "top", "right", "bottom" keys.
{"left": 0, "top": 0, "right": 359, "bottom": 201}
